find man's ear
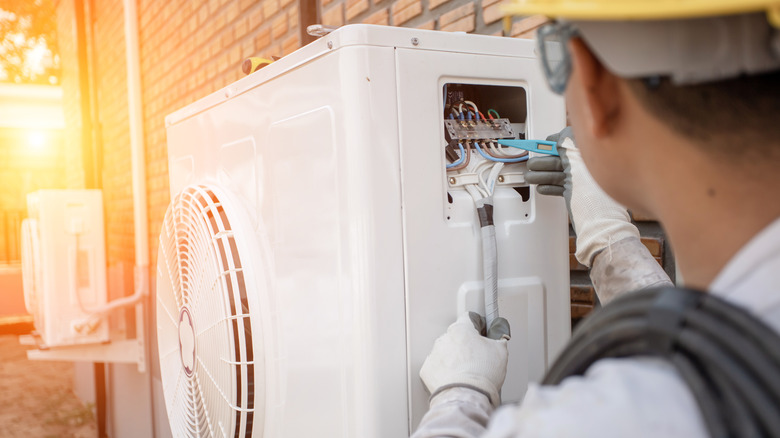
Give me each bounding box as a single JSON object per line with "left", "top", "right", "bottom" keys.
{"left": 568, "top": 37, "right": 621, "bottom": 138}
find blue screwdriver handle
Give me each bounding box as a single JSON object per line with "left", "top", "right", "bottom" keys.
{"left": 497, "top": 139, "right": 559, "bottom": 156}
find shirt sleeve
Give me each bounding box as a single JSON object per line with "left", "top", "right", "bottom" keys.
{"left": 411, "top": 387, "right": 493, "bottom": 438}
{"left": 484, "top": 358, "right": 709, "bottom": 438}
{"left": 590, "top": 236, "right": 673, "bottom": 304}
{"left": 413, "top": 358, "right": 709, "bottom": 438}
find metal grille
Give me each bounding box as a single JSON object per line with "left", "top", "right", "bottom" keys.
{"left": 156, "top": 185, "right": 255, "bottom": 438}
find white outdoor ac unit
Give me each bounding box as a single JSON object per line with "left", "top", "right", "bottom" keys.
{"left": 21, "top": 189, "right": 109, "bottom": 348}
{"left": 157, "top": 25, "right": 570, "bottom": 437}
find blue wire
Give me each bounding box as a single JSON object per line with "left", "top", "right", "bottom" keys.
{"left": 473, "top": 141, "right": 529, "bottom": 163}
{"left": 446, "top": 143, "right": 467, "bottom": 169}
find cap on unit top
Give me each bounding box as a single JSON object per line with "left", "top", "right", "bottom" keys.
{"left": 165, "top": 24, "right": 537, "bottom": 127}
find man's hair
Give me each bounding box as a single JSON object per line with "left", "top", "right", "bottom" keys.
{"left": 626, "top": 72, "right": 780, "bottom": 162}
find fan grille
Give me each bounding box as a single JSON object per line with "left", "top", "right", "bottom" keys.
{"left": 157, "top": 185, "right": 255, "bottom": 437}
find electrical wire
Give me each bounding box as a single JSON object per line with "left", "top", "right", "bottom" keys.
{"left": 447, "top": 142, "right": 472, "bottom": 171}
{"left": 487, "top": 109, "right": 500, "bottom": 119}
{"left": 488, "top": 141, "right": 529, "bottom": 159}
{"left": 446, "top": 143, "right": 467, "bottom": 169}
{"left": 474, "top": 141, "right": 529, "bottom": 163}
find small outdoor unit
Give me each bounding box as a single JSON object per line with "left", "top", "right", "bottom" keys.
{"left": 157, "top": 25, "right": 570, "bottom": 437}
{"left": 21, "top": 190, "right": 109, "bottom": 348}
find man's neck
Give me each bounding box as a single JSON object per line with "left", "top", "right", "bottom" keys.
{"left": 645, "top": 145, "right": 780, "bottom": 290}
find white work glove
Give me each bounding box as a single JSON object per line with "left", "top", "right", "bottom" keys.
{"left": 525, "top": 127, "right": 639, "bottom": 267}
{"left": 420, "top": 312, "right": 509, "bottom": 408}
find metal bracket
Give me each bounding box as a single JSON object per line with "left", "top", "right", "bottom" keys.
{"left": 448, "top": 171, "right": 526, "bottom": 187}
{"left": 496, "top": 172, "right": 526, "bottom": 186}
{"left": 23, "top": 301, "right": 147, "bottom": 373}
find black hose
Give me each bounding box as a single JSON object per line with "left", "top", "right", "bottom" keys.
{"left": 542, "top": 286, "right": 780, "bottom": 438}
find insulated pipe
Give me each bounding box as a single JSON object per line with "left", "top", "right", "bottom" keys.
{"left": 76, "top": 0, "right": 148, "bottom": 322}
{"left": 123, "top": 0, "right": 149, "bottom": 289}
{"left": 122, "top": 0, "right": 156, "bottom": 434}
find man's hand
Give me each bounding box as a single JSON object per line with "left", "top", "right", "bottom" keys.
{"left": 525, "top": 128, "right": 639, "bottom": 267}
{"left": 420, "top": 312, "right": 510, "bottom": 408}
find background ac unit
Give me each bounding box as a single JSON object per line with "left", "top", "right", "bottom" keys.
{"left": 21, "top": 189, "right": 109, "bottom": 348}
{"left": 156, "top": 25, "right": 570, "bottom": 437}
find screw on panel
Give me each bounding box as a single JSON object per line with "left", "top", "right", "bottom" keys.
{"left": 327, "top": 41, "right": 333, "bottom": 49}
{"left": 449, "top": 177, "right": 457, "bottom": 185}
{"left": 498, "top": 175, "right": 505, "bottom": 183}
{"left": 411, "top": 37, "right": 420, "bottom": 46}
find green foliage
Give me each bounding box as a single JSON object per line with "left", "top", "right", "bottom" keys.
{"left": 0, "top": 0, "right": 60, "bottom": 84}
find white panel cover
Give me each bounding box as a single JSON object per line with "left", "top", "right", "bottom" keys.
{"left": 161, "top": 24, "right": 569, "bottom": 437}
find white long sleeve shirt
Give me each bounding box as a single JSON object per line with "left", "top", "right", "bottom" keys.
{"left": 413, "top": 218, "right": 780, "bottom": 437}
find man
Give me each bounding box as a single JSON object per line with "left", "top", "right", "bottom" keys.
{"left": 413, "top": 2, "right": 780, "bottom": 436}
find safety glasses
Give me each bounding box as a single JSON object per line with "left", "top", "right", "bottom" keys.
{"left": 536, "top": 22, "right": 579, "bottom": 95}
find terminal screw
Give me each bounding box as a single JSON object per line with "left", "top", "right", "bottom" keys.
{"left": 411, "top": 37, "right": 420, "bottom": 46}
{"left": 449, "top": 177, "right": 457, "bottom": 185}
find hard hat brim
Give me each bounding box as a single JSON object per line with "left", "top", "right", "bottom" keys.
{"left": 501, "top": 1, "right": 780, "bottom": 22}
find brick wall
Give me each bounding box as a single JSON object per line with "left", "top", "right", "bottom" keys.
{"left": 137, "top": 0, "right": 304, "bottom": 268}
{"left": 91, "top": 0, "right": 135, "bottom": 278}
{"left": 55, "top": 0, "right": 672, "bottom": 326}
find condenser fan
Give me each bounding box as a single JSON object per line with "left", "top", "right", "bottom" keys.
{"left": 156, "top": 185, "right": 259, "bottom": 437}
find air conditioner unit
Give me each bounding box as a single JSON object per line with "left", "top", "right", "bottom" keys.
{"left": 157, "top": 24, "right": 570, "bottom": 437}
{"left": 21, "top": 189, "right": 109, "bottom": 348}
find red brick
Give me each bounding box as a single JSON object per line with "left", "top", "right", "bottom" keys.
{"left": 264, "top": 0, "right": 280, "bottom": 18}
{"left": 569, "top": 254, "right": 588, "bottom": 271}
{"left": 571, "top": 303, "right": 594, "bottom": 319}
{"left": 363, "top": 8, "right": 389, "bottom": 25}
{"left": 226, "top": 1, "right": 240, "bottom": 22}
{"left": 514, "top": 30, "right": 534, "bottom": 40}
{"left": 322, "top": 4, "right": 345, "bottom": 26}
{"left": 272, "top": 14, "right": 288, "bottom": 38}
{"left": 249, "top": 7, "right": 264, "bottom": 29}
{"left": 439, "top": 2, "right": 474, "bottom": 31}
{"left": 240, "top": 0, "right": 255, "bottom": 11}
{"left": 511, "top": 14, "right": 548, "bottom": 37}
{"left": 234, "top": 16, "right": 250, "bottom": 38}
{"left": 481, "top": 0, "right": 503, "bottom": 25}
{"left": 282, "top": 34, "right": 300, "bottom": 55}
{"left": 255, "top": 27, "right": 272, "bottom": 50}
{"left": 391, "top": 0, "right": 422, "bottom": 25}
{"left": 428, "top": 0, "right": 451, "bottom": 11}
{"left": 288, "top": 5, "right": 299, "bottom": 29}
{"left": 347, "top": 0, "right": 370, "bottom": 20}
{"left": 571, "top": 285, "right": 595, "bottom": 304}
{"left": 417, "top": 19, "right": 435, "bottom": 30}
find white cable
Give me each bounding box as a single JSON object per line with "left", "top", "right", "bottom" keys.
{"left": 464, "top": 100, "right": 480, "bottom": 116}
{"left": 485, "top": 162, "right": 504, "bottom": 195}
{"left": 482, "top": 222, "right": 499, "bottom": 328}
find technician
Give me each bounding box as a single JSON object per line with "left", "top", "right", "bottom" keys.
{"left": 413, "top": 1, "right": 780, "bottom": 436}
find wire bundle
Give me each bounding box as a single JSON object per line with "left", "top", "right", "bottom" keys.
{"left": 543, "top": 287, "right": 780, "bottom": 438}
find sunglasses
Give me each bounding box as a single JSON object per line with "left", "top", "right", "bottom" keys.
{"left": 536, "top": 22, "right": 580, "bottom": 95}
